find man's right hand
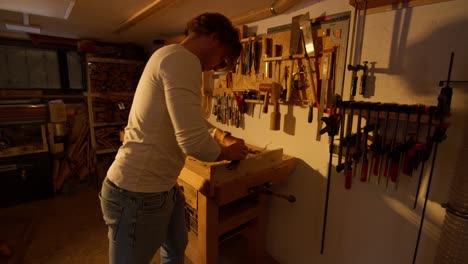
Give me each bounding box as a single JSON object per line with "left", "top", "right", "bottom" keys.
{"left": 217, "top": 141, "right": 248, "bottom": 161}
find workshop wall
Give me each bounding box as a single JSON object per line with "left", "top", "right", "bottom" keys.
{"left": 206, "top": 0, "right": 468, "bottom": 263}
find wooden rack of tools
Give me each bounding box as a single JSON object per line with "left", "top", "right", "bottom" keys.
{"left": 207, "top": 12, "right": 351, "bottom": 138}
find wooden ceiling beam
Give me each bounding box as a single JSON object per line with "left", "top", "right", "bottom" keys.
{"left": 113, "top": 0, "right": 177, "bottom": 34}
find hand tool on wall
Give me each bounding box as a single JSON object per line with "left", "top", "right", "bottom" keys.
{"left": 259, "top": 83, "right": 272, "bottom": 114}
{"left": 391, "top": 105, "right": 411, "bottom": 188}
{"left": 359, "top": 61, "right": 368, "bottom": 95}
{"left": 412, "top": 52, "right": 454, "bottom": 264}
{"left": 253, "top": 39, "right": 261, "bottom": 75}
{"left": 401, "top": 105, "right": 425, "bottom": 176}
{"left": 347, "top": 64, "right": 362, "bottom": 96}
{"left": 319, "top": 94, "right": 342, "bottom": 254}
{"left": 412, "top": 106, "right": 436, "bottom": 209}
{"left": 243, "top": 39, "right": 252, "bottom": 75}
{"left": 316, "top": 51, "right": 334, "bottom": 141}
{"left": 368, "top": 103, "right": 382, "bottom": 183}
{"left": 264, "top": 38, "right": 273, "bottom": 78}
{"left": 384, "top": 105, "right": 402, "bottom": 188}
{"left": 352, "top": 101, "right": 365, "bottom": 178}
{"left": 299, "top": 12, "right": 319, "bottom": 123}
{"left": 337, "top": 101, "right": 350, "bottom": 170}
{"left": 360, "top": 102, "right": 379, "bottom": 182}
{"left": 347, "top": 0, "right": 368, "bottom": 97}
{"left": 270, "top": 82, "right": 282, "bottom": 131}
{"left": 274, "top": 44, "right": 283, "bottom": 83}
{"left": 375, "top": 104, "right": 396, "bottom": 185}
{"left": 259, "top": 82, "right": 282, "bottom": 130}
{"left": 286, "top": 15, "right": 302, "bottom": 102}
{"left": 337, "top": 101, "right": 355, "bottom": 189}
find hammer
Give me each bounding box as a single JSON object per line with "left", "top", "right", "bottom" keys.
{"left": 259, "top": 83, "right": 272, "bottom": 114}
{"left": 259, "top": 82, "right": 282, "bottom": 130}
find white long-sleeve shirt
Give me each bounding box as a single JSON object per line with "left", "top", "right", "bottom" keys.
{"left": 106, "top": 44, "right": 221, "bottom": 193}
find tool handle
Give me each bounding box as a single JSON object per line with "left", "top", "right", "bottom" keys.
{"left": 390, "top": 159, "right": 399, "bottom": 182}
{"left": 372, "top": 154, "right": 380, "bottom": 176}
{"left": 286, "top": 60, "right": 294, "bottom": 101}
{"left": 360, "top": 158, "right": 368, "bottom": 182}
{"left": 262, "top": 92, "right": 270, "bottom": 113}
{"left": 345, "top": 167, "right": 352, "bottom": 189}
{"left": 351, "top": 76, "right": 358, "bottom": 96}
{"left": 402, "top": 150, "right": 413, "bottom": 176}
{"left": 305, "top": 58, "right": 318, "bottom": 104}
{"left": 384, "top": 155, "right": 390, "bottom": 178}
{"left": 360, "top": 74, "right": 367, "bottom": 95}
{"left": 270, "top": 109, "right": 281, "bottom": 130}
{"left": 308, "top": 105, "right": 313, "bottom": 123}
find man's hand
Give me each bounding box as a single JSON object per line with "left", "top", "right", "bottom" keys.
{"left": 214, "top": 130, "right": 248, "bottom": 161}
{"left": 223, "top": 134, "right": 244, "bottom": 146}
{"left": 219, "top": 141, "right": 248, "bottom": 161}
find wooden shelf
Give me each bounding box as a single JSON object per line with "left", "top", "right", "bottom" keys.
{"left": 96, "top": 148, "right": 118, "bottom": 155}
{"left": 94, "top": 122, "right": 126, "bottom": 127}
{"left": 0, "top": 125, "right": 48, "bottom": 158}
{"left": 89, "top": 92, "right": 135, "bottom": 98}
{"left": 86, "top": 56, "right": 145, "bottom": 182}
{"left": 87, "top": 56, "right": 145, "bottom": 64}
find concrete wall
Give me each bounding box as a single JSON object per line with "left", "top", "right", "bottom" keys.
{"left": 207, "top": 0, "right": 468, "bottom": 263}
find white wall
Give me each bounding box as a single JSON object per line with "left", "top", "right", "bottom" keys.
{"left": 208, "top": 0, "right": 468, "bottom": 263}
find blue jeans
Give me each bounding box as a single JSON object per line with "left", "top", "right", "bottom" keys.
{"left": 99, "top": 178, "right": 188, "bottom": 264}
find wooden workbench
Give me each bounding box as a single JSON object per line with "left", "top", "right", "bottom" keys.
{"left": 177, "top": 146, "right": 296, "bottom": 264}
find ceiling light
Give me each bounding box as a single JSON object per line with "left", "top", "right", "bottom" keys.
{"left": 5, "top": 23, "right": 40, "bottom": 34}
{"left": 5, "top": 13, "right": 40, "bottom": 34}
{"left": 0, "top": 0, "right": 76, "bottom": 19}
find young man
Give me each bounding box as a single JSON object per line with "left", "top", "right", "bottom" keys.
{"left": 99, "top": 13, "right": 247, "bottom": 264}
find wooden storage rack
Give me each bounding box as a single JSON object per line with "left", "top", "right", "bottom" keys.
{"left": 86, "top": 56, "right": 145, "bottom": 180}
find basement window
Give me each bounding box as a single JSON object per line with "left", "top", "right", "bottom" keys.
{"left": 0, "top": 45, "right": 83, "bottom": 90}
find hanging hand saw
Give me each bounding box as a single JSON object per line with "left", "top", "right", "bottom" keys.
{"left": 285, "top": 15, "right": 302, "bottom": 102}
{"left": 299, "top": 12, "right": 319, "bottom": 123}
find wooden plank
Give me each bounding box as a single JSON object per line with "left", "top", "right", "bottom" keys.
{"left": 113, "top": 0, "right": 176, "bottom": 34}
{"left": 0, "top": 104, "right": 48, "bottom": 123}
{"left": 210, "top": 148, "right": 283, "bottom": 185}
{"left": 197, "top": 194, "right": 219, "bottom": 264}
{"left": 178, "top": 168, "right": 210, "bottom": 197}
{"left": 0, "top": 89, "right": 42, "bottom": 98}
{"left": 185, "top": 230, "right": 199, "bottom": 263}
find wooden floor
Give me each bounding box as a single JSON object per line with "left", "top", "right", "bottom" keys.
{"left": 0, "top": 183, "right": 278, "bottom": 264}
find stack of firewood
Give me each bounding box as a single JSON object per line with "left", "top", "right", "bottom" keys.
{"left": 92, "top": 96, "right": 132, "bottom": 123}
{"left": 89, "top": 63, "right": 144, "bottom": 93}
{"left": 95, "top": 127, "right": 122, "bottom": 150}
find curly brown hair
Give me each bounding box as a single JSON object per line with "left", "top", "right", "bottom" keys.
{"left": 185, "top": 13, "right": 242, "bottom": 69}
